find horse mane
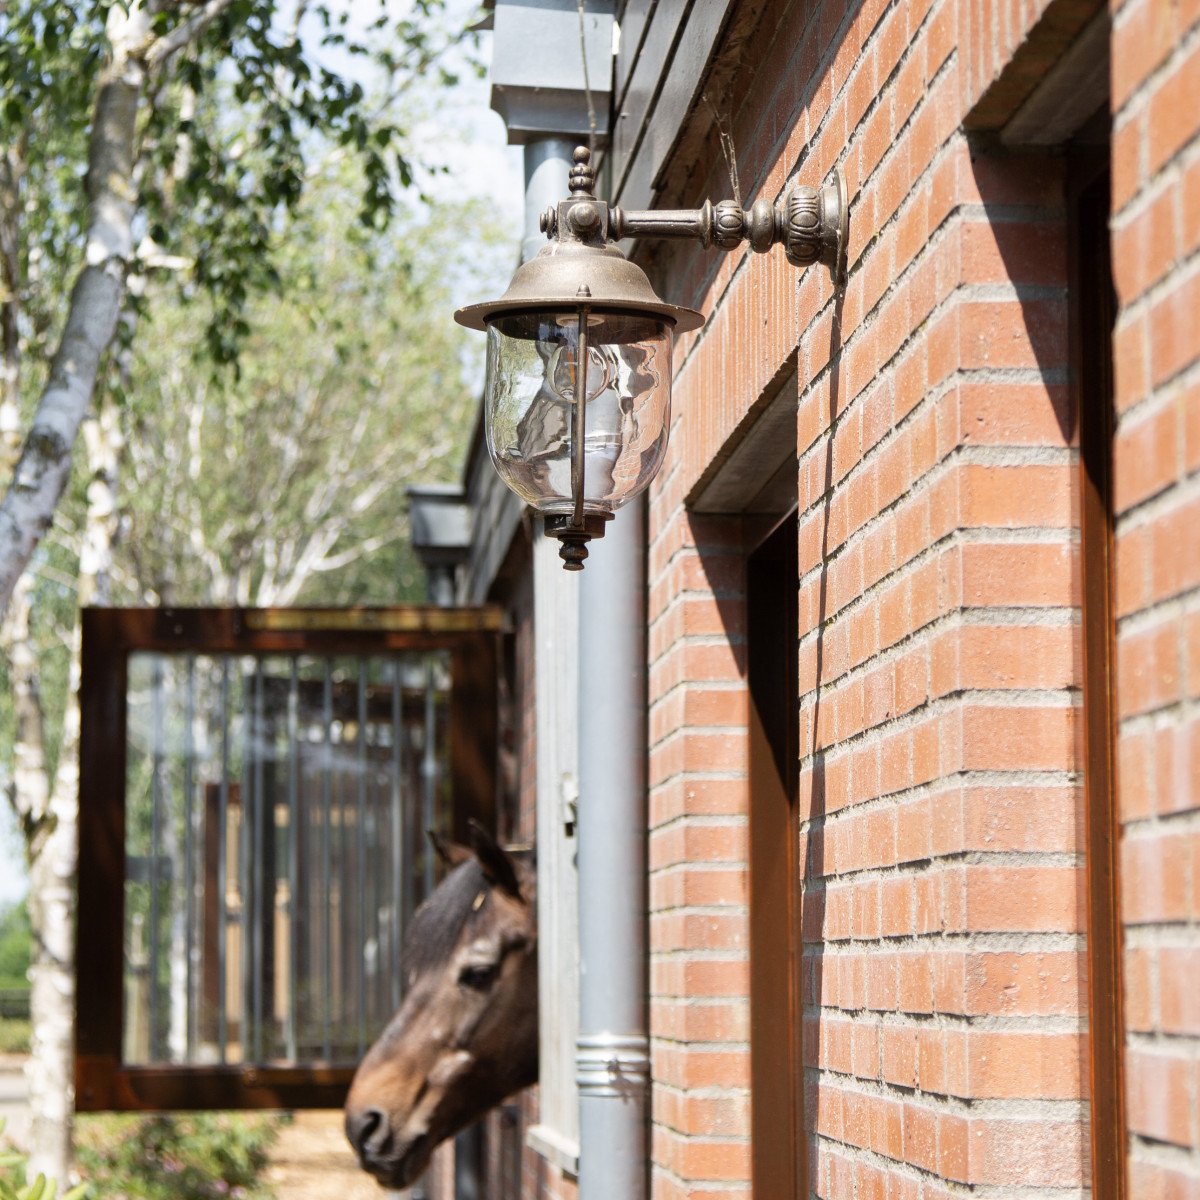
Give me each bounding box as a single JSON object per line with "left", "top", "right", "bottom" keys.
{"left": 402, "top": 858, "right": 490, "bottom": 980}
{"left": 400, "top": 848, "right": 536, "bottom": 983}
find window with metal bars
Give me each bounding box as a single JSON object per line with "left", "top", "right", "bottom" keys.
{"left": 75, "top": 606, "right": 500, "bottom": 1111}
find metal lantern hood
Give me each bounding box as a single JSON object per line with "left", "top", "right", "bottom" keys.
{"left": 455, "top": 147, "right": 847, "bottom": 570}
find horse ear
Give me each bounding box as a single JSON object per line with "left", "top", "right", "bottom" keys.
{"left": 468, "top": 819, "right": 523, "bottom": 898}
{"left": 427, "top": 828, "right": 472, "bottom": 868}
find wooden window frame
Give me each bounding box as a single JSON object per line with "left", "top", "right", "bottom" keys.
{"left": 75, "top": 605, "right": 501, "bottom": 1112}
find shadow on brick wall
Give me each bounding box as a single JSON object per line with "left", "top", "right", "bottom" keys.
{"left": 801, "top": 284, "right": 845, "bottom": 1191}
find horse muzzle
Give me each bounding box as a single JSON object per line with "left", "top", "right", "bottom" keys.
{"left": 345, "top": 1108, "right": 431, "bottom": 1189}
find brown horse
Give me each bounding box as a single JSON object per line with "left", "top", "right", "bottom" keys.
{"left": 345, "top": 822, "right": 538, "bottom": 1189}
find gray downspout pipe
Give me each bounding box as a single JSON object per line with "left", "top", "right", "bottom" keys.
{"left": 524, "top": 138, "right": 574, "bottom": 264}
{"left": 576, "top": 496, "right": 648, "bottom": 1200}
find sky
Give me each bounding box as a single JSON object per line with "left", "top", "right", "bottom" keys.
{"left": 0, "top": 0, "right": 523, "bottom": 913}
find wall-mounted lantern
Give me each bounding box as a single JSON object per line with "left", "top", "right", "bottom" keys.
{"left": 455, "top": 147, "right": 847, "bottom": 569}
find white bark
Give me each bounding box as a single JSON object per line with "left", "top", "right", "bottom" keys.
{"left": 0, "top": 9, "right": 144, "bottom": 618}
{"left": 20, "top": 391, "right": 120, "bottom": 1187}
{"left": 1, "top": 575, "right": 50, "bottom": 835}
{"left": 0, "top": 143, "right": 23, "bottom": 468}
{"left": 25, "top": 774, "right": 77, "bottom": 1185}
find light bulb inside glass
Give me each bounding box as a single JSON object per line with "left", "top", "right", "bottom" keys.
{"left": 547, "top": 342, "right": 615, "bottom": 403}
{"left": 483, "top": 309, "right": 673, "bottom": 516}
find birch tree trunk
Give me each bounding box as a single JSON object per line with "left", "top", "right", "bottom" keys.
{"left": 0, "top": 143, "right": 23, "bottom": 465}
{"left": 20, "top": 390, "right": 120, "bottom": 1186}
{"left": 0, "top": 5, "right": 145, "bottom": 618}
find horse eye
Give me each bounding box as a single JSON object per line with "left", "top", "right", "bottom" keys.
{"left": 458, "top": 962, "right": 499, "bottom": 991}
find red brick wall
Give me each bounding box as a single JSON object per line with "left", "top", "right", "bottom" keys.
{"left": 1110, "top": 0, "right": 1200, "bottom": 1190}
{"left": 644, "top": 0, "right": 1096, "bottom": 1195}
{"left": 475, "top": 0, "right": 1198, "bottom": 1196}
{"left": 647, "top": 507, "right": 751, "bottom": 1200}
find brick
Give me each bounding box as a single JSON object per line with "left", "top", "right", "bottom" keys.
{"left": 1150, "top": 266, "right": 1200, "bottom": 388}
{"left": 1122, "top": 828, "right": 1193, "bottom": 923}
{"left": 961, "top": 784, "right": 1079, "bottom": 853}
{"left": 1147, "top": 40, "right": 1200, "bottom": 178}
{"left": 1160, "top": 947, "right": 1200, "bottom": 1034}
{"left": 959, "top": 705, "right": 1077, "bottom": 772}
{"left": 960, "top": 297, "right": 1068, "bottom": 371}
{"left": 959, "top": 463, "right": 1073, "bottom": 529}
{"left": 963, "top": 864, "right": 1084, "bottom": 932}
{"left": 1112, "top": 108, "right": 1144, "bottom": 212}
{"left": 1115, "top": 396, "right": 1182, "bottom": 510}
{"left": 1113, "top": 184, "right": 1181, "bottom": 304}
{"left": 1127, "top": 1048, "right": 1195, "bottom": 1146}
{"left": 1148, "top": 486, "right": 1200, "bottom": 604}
{"left": 964, "top": 950, "right": 1085, "bottom": 1017}
{"left": 1124, "top": 945, "right": 1156, "bottom": 1032}
{"left": 966, "top": 1030, "right": 1084, "bottom": 1099}
{"left": 1117, "top": 618, "right": 1182, "bottom": 717}
{"left": 959, "top": 219, "right": 1068, "bottom": 287}
{"left": 960, "top": 540, "right": 1077, "bottom": 607}
{"left": 1114, "top": 309, "right": 1151, "bottom": 413}
{"left": 1127, "top": 1160, "right": 1200, "bottom": 1200}
{"left": 902, "top": 1100, "right": 939, "bottom": 1173}
{"left": 967, "top": 1117, "right": 1088, "bottom": 1186}
{"left": 952, "top": 379, "right": 1073, "bottom": 447}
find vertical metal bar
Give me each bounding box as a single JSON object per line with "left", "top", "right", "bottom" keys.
{"left": 240, "top": 662, "right": 253, "bottom": 1064}
{"left": 149, "top": 657, "right": 165, "bottom": 1060}
{"left": 218, "top": 657, "right": 230, "bottom": 1063}
{"left": 571, "top": 306, "right": 590, "bottom": 527}
{"left": 286, "top": 658, "right": 300, "bottom": 1062}
{"left": 391, "top": 660, "right": 404, "bottom": 1009}
{"left": 422, "top": 657, "right": 437, "bottom": 899}
{"left": 322, "top": 660, "right": 333, "bottom": 1061}
{"left": 184, "top": 656, "right": 197, "bottom": 1062}
{"left": 357, "top": 660, "right": 368, "bottom": 1054}
{"left": 252, "top": 659, "right": 265, "bottom": 1063}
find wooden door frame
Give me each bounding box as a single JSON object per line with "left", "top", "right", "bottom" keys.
{"left": 1069, "top": 148, "right": 1128, "bottom": 1197}
{"left": 747, "top": 510, "right": 803, "bottom": 1197}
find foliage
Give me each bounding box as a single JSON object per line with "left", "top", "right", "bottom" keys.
{"left": 114, "top": 156, "right": 503, "bottom": 608}
{"left": 0, "top": 0, "right": 482, "bottom": 373}
{"left": 0, "top": 1121, "right": 86, "bottom": 1200}
{"left": 74, "top": 1113, "right": 285, "bottom": 1200}
{"left": 0, "top": 903, "right": 29, "bottom": 991}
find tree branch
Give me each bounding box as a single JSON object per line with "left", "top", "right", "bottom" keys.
{"left": 145, "top": 0, "right": 240, "bottom": 69}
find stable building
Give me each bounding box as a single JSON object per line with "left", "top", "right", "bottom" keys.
{"left": 423, "top": 0, "right": 1200, "bottom": 1198}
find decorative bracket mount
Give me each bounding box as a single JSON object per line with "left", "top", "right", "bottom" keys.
{"left": 541, "top": 147, "right": 849, "bottom": 284}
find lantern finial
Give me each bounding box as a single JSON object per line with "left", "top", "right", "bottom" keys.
{"left": 569, "top": 146, "right": 596, "bottom": 198}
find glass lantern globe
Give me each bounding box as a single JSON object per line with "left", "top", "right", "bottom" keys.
{"left": 483, "top": 309, "right": 671, "bottom": 515}
{"left": 456, "top": 240, "right": 703, "bottom": 569}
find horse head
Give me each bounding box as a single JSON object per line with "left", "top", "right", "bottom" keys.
{"left": 345, "top": 821, "right": 538, "bottom": 1188}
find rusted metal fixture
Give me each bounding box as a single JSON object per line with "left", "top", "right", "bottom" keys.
{"left": 455, "top": 146, "right": 848, "bottom": 569}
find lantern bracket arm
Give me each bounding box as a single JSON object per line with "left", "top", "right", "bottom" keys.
{"left": 608, "top": 173, "right": 847, "bottom": 280}
{"left": 539, "top": 144, "right": 847, "bottom": 283}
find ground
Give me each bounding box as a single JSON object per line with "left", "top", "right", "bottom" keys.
{"left": 0, "top": 1059, "right": 379, "bottom": 1200}
{"left": 267, "top": 1110, "right": 386, "bottom": 1200}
